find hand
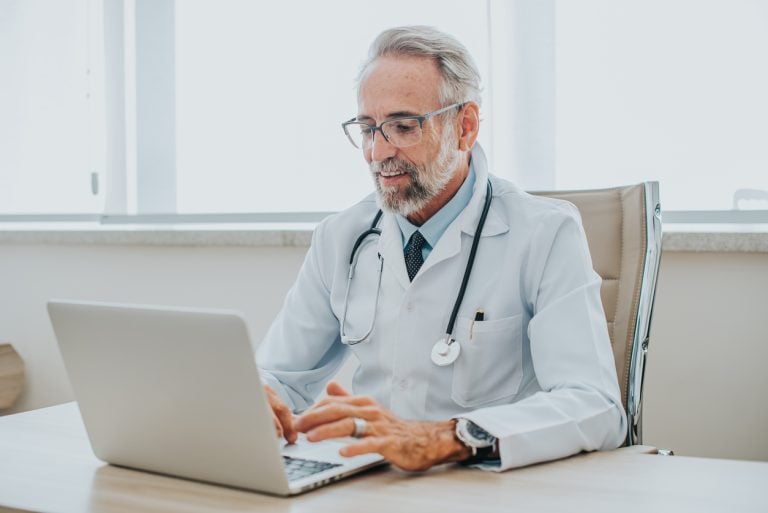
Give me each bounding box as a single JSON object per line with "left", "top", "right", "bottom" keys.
{"left": 294, "top": 382, "right": 471, "bottom": 471}
{"left": 264, "top": 384, "right": 298, "bottom": 444}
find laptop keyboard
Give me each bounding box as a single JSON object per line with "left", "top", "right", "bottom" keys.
{"left": 283, "top": 455, "right": 342, "bottom": 481}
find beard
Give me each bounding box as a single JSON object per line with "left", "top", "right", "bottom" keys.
{"left": 370, "top": 123, "right": 461, "bottom": 217}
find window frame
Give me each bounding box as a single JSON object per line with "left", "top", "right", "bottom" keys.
{"left": 1, "top": 0, "right": 766, "bottom": 226}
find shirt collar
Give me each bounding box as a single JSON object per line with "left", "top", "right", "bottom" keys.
{"left": 395, "top": 159, "right": 477, "bottom": 249}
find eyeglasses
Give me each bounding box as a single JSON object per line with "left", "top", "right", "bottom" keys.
{"left": 341, "top": 102, "right": 464, "bottom": 150}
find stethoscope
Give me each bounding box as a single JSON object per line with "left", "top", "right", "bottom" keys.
{"left": 340, "top": 181, "right": 493, "bottom": 367}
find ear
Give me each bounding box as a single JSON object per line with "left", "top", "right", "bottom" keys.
{"left": 457, "top": 102, "right": 480, "bottom": 151}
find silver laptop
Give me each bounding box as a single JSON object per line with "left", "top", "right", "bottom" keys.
{"left": 47, "top": 300, "right": 385, "bottom": 496}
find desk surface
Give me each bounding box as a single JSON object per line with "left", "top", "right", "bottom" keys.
{"left": 1, "top": 403, "right": 766, "bottom": 513}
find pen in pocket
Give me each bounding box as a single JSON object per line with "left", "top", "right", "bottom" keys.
{"left": 469, "top": 309, "right": 484, "bottom": 340}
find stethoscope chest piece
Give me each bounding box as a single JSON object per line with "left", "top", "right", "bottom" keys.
{"left": 431, "top": 337, "right": 460, "bottom": 367}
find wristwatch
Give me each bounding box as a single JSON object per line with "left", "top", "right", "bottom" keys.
{"left": 454, "top": 418, "right": 499, "bottom": 463}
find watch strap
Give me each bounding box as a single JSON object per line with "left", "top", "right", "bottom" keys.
{"left": 455, "top": 419, "right": 499, "bottom": 463}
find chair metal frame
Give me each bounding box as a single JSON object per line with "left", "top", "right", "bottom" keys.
{"left": 626, "top": 182, "right": 662, "bottom": 445}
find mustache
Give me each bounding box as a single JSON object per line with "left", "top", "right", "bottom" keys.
{"left": 370, "top": 158, "right": 419, "bottom": 176}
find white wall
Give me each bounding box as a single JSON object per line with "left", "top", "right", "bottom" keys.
{"left": 643, "top": 251, "right": 768, "bottom": 461}
{"left": 0, "top": 242, "right": 307, "bottom": 415}
{"left": 1, "top": 241, "right": 766, "bottom": 462}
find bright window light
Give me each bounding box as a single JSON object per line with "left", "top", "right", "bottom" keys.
{"left": 174, "top": 0, "right": 491, "bottom": 213}
{"left": 0, "top": 0, "right": 103, "bottom": 214}
{"left": 555, "top": 0, "right": 768, "bottom": 211}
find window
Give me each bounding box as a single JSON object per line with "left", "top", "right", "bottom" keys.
{"left": 555, "top": 0, "right": 768, "bottom": 212}
{"left": 0, "top": 0, "right": 104, "bottom": 214}
{"left": 3, "top": 0, "right": 767, "bottom": 220}
{"left": 172, "top": 0, "right": 491, "bottom": 213}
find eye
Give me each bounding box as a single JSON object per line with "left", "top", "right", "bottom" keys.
{"left": 392, "top": 119, "right": 419, "bottom": 134}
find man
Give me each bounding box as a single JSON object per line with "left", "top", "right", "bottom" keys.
{"left": 258, "top": 26, "right": 625, "bottom": 472}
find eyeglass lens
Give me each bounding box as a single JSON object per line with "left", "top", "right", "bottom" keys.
{"left": 346, "top": 118, "right": 422, "bottom": 149}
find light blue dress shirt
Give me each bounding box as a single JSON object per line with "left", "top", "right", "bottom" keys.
{"left": 395, "top": 161, "right": 476, "bottom": 261}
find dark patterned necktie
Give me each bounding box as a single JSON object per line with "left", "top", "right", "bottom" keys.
{"left": 405, "top": 231, "right": 427, "bottom": 281}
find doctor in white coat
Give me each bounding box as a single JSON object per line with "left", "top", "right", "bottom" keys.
{"left": 258, "top": 26, "right": 626, "bottom": 472}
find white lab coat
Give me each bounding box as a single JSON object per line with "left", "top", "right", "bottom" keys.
{"left": 258, "top": 143, "right": 626, "bottom": 471}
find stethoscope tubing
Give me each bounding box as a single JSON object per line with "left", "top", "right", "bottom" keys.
{"left": 347, "top": 211, "right": 383, "bottom": 265}
{"left": 340, "top": 180, "right": 493, "bottom": 348}
{"left": 340, "top": 237, "right": 383, "bottom": 345}
{"left": 444, "top": 180, "right": 493, "bottom": 343}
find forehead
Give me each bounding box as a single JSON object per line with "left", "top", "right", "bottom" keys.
{"left": 357, "top": 55, "right": 442, "bottom": 118}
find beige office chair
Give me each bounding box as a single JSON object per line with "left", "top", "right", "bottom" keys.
{"left": 532, "top": 182, "right": 662, "bottom": 445}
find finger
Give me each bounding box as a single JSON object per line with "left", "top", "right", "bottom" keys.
{"left": 295, "top": 404, "right": 378, "bottom": 433}
{"left": 295, "top": 403, "right": 359, "bottom": 432}
{"left": 272, "top": 412, "right": 284, "bottom": 438}
{"left": 339, "top": 437, "right": 389, "bottom": 458}
{"left": 280, "top": 413, "right": 298, "bottom": 444}
{"left": 265, "top": 387, "right": 298, "bottom": 444}
{"left": 326, "top": 381, "right": 351, "bottom": 397}
{"left": 306, "top": 417, "right": 367, "bottom": 442}
{"left": 313, "top": 394, "right": 377, "bottom": 409}
{"left": 273, "top": 403, "right": 297, "bottom": 444}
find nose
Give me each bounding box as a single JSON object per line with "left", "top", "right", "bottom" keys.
{"left": 368, "top": 128, "right": 397, "bottom": 163}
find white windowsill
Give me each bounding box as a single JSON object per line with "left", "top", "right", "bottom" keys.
{"left": 1, "top": 222, "right": 768, "bottom": 253}
{"left": 661, "top": 224, "right": 768, "bottom": 253}
{"left": 0, "top": 222, "right": 315, "bottom": 247}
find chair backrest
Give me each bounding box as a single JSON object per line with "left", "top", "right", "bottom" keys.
{"left": 532, "top": 182, "right": 662, "bottom": 445}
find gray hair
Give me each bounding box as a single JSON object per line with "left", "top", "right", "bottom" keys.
{"left": 358, "top": 26, "right": 482, "bottom": 107}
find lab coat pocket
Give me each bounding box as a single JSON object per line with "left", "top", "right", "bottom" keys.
{"left": 451, "top": 313, "right": 524, "bottom": 408}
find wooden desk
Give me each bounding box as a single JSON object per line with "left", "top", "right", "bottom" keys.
{"left": 1, "top": 403, "right": 766, "bottom": 513}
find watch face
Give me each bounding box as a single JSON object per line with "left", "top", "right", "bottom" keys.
{"left": 467, "top": 421, "right": 495, "bottom": 444}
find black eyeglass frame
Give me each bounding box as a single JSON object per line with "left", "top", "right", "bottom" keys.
{"left": 341, "top": 102, "right": 465, "bottom": 149}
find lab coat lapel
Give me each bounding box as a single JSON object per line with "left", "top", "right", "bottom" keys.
{"left": 377, "top": 212, "right": 410, "bottom": 290}
{"left": 418, "top": 143, "right": 509, "bottom": 278}
{"left": 417, "top": 216, "right": 463, "bottom": 276}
